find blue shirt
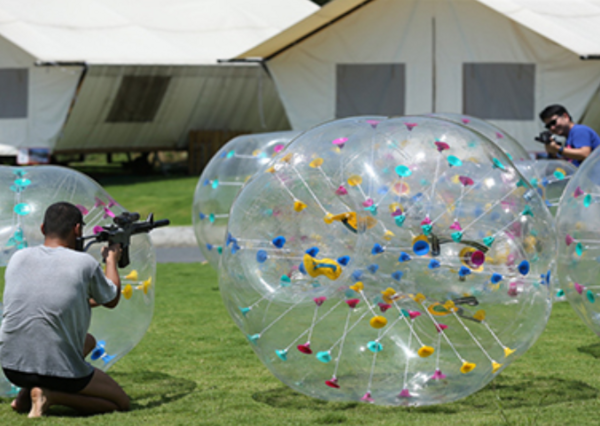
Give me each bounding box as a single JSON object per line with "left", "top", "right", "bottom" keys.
{"left": 565, "top": 124, "right": 600, "bottom": 166}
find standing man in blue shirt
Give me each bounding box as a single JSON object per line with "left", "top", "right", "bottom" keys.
{"left": 540, "top": 104, "right": 600, "bottom": 166}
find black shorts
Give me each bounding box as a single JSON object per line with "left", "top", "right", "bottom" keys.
{"left": 2, "top": 368, "right": 95, "bottom": 394}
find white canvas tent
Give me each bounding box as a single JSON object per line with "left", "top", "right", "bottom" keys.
{"left": 0, "top": 0, "right": 318, "bottom": 156}
{"left": 231, "top": 0, "right": 600, "bottom": 151}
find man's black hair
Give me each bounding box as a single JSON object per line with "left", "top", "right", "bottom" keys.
{"left": 539, "top": 104, "right": 572, "bottom": 121}
{"left": 43, "top": 202, "right": 84, "bottom": 239}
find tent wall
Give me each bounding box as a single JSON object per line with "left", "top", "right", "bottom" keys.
{"left": 56, "top": 64, "right": 289, "bottom": 153}
{"left": 266, "top": 0, "right": 600, "bottom": 150}
{"left": 0, "top": 38, "right": 80, "bottom": 154}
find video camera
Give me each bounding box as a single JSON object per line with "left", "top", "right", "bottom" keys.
{"left": 534, "top": 130, "right": 561, "bottom": 146}
{"left": 78, "top": 212, "right": 170, "bottom": 268}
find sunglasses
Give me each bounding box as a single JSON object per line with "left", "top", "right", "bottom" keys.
{"left": 545, "top": 118, "right": 558, "bottom": 130}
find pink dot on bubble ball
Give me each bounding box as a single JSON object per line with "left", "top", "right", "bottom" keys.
{"left": 332, "top": 137, "right": 348, "bottom": 146}
{"left": 434, "top": 141, "right": 450, "bottom": 152}
{"left": 459, "top": 176, "right": 474, "bottom": 187}
{"left": 274, "top": 144, "right": 284, "bottom": 153}
{"left": 470, "top": 251, "right": 485, "bottom": 267}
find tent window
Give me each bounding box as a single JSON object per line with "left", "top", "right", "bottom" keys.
{"left": 0, "top": 69, "right": 28, "bottom": 119}
{"left": 463, "top": 63, "right": 535, "bottom": 120}
{"left": 106, "top": 76, "right": 171, "bottom": 123}
{"left": 336, "top": 64, "right": 405, "bottom": 118}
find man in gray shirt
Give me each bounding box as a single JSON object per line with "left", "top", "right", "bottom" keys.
{"left": 0, "top": 202, "right": 130, "bottom": 417}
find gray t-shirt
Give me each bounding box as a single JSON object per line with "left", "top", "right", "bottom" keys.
{"left": 0, "top": 245, "right": 117, "bottom": 378}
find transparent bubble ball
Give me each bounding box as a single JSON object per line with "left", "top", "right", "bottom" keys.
{"left": 0, "top": 165, "right": 155, "bottom": 374}
{"left": 219, "top": 116, "right": 556, "bottom": 406}
{"left": 556, "top": 151, "right": 600, "bottom": 334}
{"left": 192, "top": 131, "right": 301, "bottom": 268}
{"left": 426, "top": 113, "right": 530, "bottom": 162}
{"left": 515, "top": 160, "right": 577, "bottom": 216}
{"left": 0, "top": 301, "right": 19, "bottom": 397}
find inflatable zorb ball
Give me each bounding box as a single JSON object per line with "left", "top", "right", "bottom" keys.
{"left": 515, "top": 160, "right": 577, "bottom": 302}
{"left": 427, "top": 113, "right": 529, "bottom": 162}
{"left": 515, "top": 160, "right": 577, "bottom": 215}
{"left": 193, "top": 131, "right": 301, "bottom": 268}
{"left": 220, "top": 116, "right": 556, "bottom": 406}
{"left": 556, "top": 153, "right": 600, "bottom": 334}
{"left": 0, "top": 165, "right": 155, "bottom": 371}
{"left": 0, "top": 302, "right": 19, "bottom": 397}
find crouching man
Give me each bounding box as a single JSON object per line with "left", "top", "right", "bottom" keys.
{"left": 0, "top": 202, "right": 130, "bottom": 417}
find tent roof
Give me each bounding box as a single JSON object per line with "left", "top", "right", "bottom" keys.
{"left": 233, "top": 0, "right": 600, "bottom": 60}
{"left": 235, "top": 0, "right": 370, "bottom": 61}
{"left": 0, "top": 0, "right": 318, "bottom": 65}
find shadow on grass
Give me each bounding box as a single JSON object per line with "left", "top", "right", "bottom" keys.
{"left": 577, "top": 342, "right": 600, "bottom": 358}
{"left": 114, "top": 370, "right": 197, "bottom": 411}
{"left": 253, "top": 375, "right": 597, "bottom": 414}
{"left": 39, "top": 370, "right": 197, "bottom": 417}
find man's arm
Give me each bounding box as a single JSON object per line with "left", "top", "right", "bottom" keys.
{"left": 100, "top": 243, "right": 122, "bottom": 309}
{"left": 547, "top": 141, "right": 591, "bottom": 162}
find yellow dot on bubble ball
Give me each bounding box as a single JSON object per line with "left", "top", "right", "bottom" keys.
{"left": 280, "top": 153, "right": 294, "bottom": 163}
{"left": 461, "top": 361, "right": 476, "bottom": 374}
{"left": 370, "top": 316, "right": 387, "bottom": 329}
{"left": 294, "top": 200, "right": 307, "bottom": 212}
{"left": 473, "top": 310, "right": 486, "bottom": 322}
{"left": 122, "top": 284, "right": 133, "bottom": 300}
{"left": 124, "top": 270, "right": 138, "bottom": 281}
{"left": 349, "top": 282, "right": 364, "bottom": 292}
{"left": 412, "top": 293, "right": 426, "bottom": 304}
{"left": 418, "top": 346, "right": 435, "bottom": 358}
{"left": 348, "top": 175, "right": 363, "bottom": 186}
{"left": 310, "top": 158, "right": 324, "bottom": 168}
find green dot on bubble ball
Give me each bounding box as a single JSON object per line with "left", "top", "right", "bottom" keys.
{"left": 492, "top": 158, "right": 506, "bottom": 170}
{"left": 447, "top": 155, "right": 462, "bottom": 167}
{"left": 587, "top": 290, "right": 596, "bottom": 304}
{"left": 14, "top": 178, "right": 31, "bottom": 188}
{"left": 14, "top": 203, "right": 31, "bottom": 216}
{"left": 395, "top": 165, "right": 411, "bottom": 177}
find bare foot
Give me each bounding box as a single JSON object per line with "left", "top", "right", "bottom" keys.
{"left": 11, "top": 388, "right": 31, "bottom": 413}
{"left": 28, "top": 387, "right": 50, "bottom": 418}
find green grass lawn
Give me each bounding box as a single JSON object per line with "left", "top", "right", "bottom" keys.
{"left": 97, "top": 174, "right": 198, "bottom": 227}
{"left": 2, "top": 263, "right": 600, "bottom": 425}
{"left": 64, "top": 153, "right": 199, "bottom": 227}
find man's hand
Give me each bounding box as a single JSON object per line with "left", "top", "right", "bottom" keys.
{"left": 102, "top": 243, "right": 122, "bottom": 263}
{"left": 546, "top": 140, "right": 561, "bottom": 156}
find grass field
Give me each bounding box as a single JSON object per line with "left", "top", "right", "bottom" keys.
{"left": 97, "top": 174, "right": 198, "bottom": 227}
{"left": 2, "top": 263, "right": 600, "bottom": 425}
{"left": 65, "top": 154, "right": 199, "bottom": 227}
